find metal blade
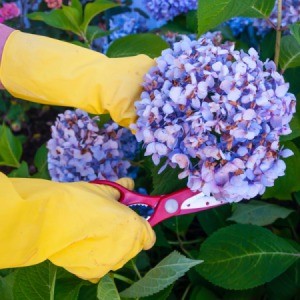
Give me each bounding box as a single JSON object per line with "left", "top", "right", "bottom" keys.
{"left": 181, "top": 192, "right": 223, "bottom": 210}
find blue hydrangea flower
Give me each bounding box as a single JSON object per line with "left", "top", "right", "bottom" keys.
{"left": 227, "top": 17, "right": 253, "bottom": 36}
{"left": 109, "top": 11, "right": 148, "bottom": 42}
{"left": 132, "top": 37, "right": 296, "bottom": 203}
{"left": 99, "top": 11, "right": 148, "bottom": 53}
{"left": 144, "top": 0, "right": 197, "bottom": 21}
{"left": 47, "top": 109, "right": 138, "bottom": 182}
{"left": 253, "top": 0, "right": 300, "bottom": 36}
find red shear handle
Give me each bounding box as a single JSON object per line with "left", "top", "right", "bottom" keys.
{"left": 90, "top": 180, "right": 160, "bottom": 208}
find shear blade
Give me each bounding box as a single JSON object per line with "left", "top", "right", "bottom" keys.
{"left": 181, "top": 193, "right": 222, "bottom": 210}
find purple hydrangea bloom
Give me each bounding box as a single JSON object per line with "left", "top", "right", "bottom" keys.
{"left": 47, "top": 109, "right": 138, "bottom": 182}
{"left": 132, "top": 37, "right": 296, "bottom": 203}
{"left": 253, "top": 0, "right": 300, "bottom": 36}
{"left": 144, "top": 0, "right": 197, "bottom": 21}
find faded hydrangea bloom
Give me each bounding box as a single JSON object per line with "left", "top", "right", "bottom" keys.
{"left": 0, "top": 2, "right": 20, "bottom": 21}
{"left": 133, "top": 37, "right": 296, "bottom": 202}
{"left": 47, "top": 109, "right": 137, "bottom": 182}
{"left": 144, "top": 0, "right": 197, "bottom": 21}
{"left": 253, "top": 0, "right": 300, "bottom": 36}
{"left": 44, "top": 0, "right": 62, "bottom": 9}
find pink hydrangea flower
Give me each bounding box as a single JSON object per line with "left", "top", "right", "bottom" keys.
{"left": 0, "top": 2, "right": 20, "bottom": 21}
{"left": 44, "top": 0, "right": 62, "bottom": 9}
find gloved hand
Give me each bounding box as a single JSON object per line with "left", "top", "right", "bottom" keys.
{"left": 0, "top": 28, "right": 157, "bottom": 281}
{"left": 0, "top": 30, "right": 156, "bottom": 128}
{"left": 0, "top": 173, "right": 155, "bottom": 282}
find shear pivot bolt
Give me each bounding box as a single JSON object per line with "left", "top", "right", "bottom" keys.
{"left": 165, "top": 199, "right": 178, "bottom": 214}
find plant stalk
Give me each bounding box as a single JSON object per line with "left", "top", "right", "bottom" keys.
{"left": 113, "top": 273, "right": 134, "bottom": 285}
{"left": 274, "top": 0, "right": 283, "bottom": 68}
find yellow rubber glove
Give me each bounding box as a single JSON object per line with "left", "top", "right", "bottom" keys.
{"left": 0, "top": 172, "right": 155, "bottom": 282}
{"left": 0, "top": 31, "right": 155, "bottom": 128}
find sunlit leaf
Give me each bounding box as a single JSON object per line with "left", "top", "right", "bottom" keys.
{"left": 0, "top": 124, "right": 22, "bottom": 168}
{"left": 82, "top": 0, "right": 118, "bottom": 32}
{"left": 107, "top": 34, "right": 169, "bottom": 58}
{"left": 120, "top": 251, "right": 202, "bottom": 298}
{"left": 97, "top": 275, "right": 120, "bottom": 300}
{"left": 279, "top": 35, "right": 300, "bottom": 72}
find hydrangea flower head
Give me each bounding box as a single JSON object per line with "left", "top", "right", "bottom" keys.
{"left": 133, "top": 37, "right": 296, "bottom": 202}
{"left": 0, "top": 2, "right": 20, "bottom": 21}
{"left": 47, "top": 109, "right": 137, "bottom": 182}
{"left": 144, "top": 0, "right": 197, "bottom": 21}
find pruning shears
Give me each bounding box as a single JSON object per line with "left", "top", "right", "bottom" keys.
{"left": 91, "top": 180, "right": 225, "bottom": 227}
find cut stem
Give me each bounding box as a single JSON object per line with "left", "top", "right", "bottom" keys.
{"left": 274, "top": 0, "right": 283, "bottom": 68}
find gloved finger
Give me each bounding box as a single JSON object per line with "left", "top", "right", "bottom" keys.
{"left": 93, "top": 177, "right": 134, "bottom": 202}
{"left": 116, "top": 177, "right": 134, "bottom": 190}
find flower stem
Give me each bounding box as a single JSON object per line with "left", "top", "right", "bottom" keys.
{"left": 113, "top": 273, "right": 134, "bottom": 285}
{"left": 131, "top": 259, "right": 142, "bottom": 279}
{"left": 274, "top": 0, "right": 283, "bottom": 68}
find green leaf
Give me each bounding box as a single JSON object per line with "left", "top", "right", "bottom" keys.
{"left": 106, "top": 34, "right": 169, "bottom": 58}
{"left": 33, "top": 144, "right": 50, "bottom": 179}
{"left": 279, "top": 35, "right": 300, "bottom": 72}
{"left": 263, "top": 141, "right": 300, "bottom": 200}
{"left": 242, "top": 0, "right": 276, "bottom": 18}
{"left": 151, "top": 160, "right": 187, "bottom": 195}
{"left": 186, "top": 10, "right": 197, "bottom": 33}
{"left": 86, "top": 26, "right": 110, "bottom": 43}
{"left": 97, "top": 274, "right": 120, "bottom": 300}
{"left": 190, "top": 286, "right": 218, "bottom": 300}
{"left": 55, "top": 278, "right": 89, "bottom": 300}
{"left": 82, "top": 0, "right": 118, "bottom": 33}
{"left": 120, "top": 251, "right": 202, "bottom": 298}
{"left": 266, "top": 260, "right": 300, "bottom": 300}
{"left": 228, "top": 200, "right": 294, "bottom": 226}
{"left": 8, "top": 161, "right": 30, "bottom": 178}
{"left": 290, "top": 23, "right": 300, "bottom": 45}
{"left": 197, "top": 204, "right": 232, "bottom": 235}
{"left": 71, "top": 0, "right": 83, "bottom": 17}
{"left": 197, "top": 224, "right": 300, "bottom": 290}
{"left": 223, "top": 287, "right": 265, "bottom": 300}
{"left": 0, "top": 124, "right": 22, "bottom": 168}
{"left": 28, "top": 10, "right": 76, "bottom": 33}
{"left": 141, "top": 284, "right": 174, "bottom": 300}
{"left": 259, "top": 31, "right": 276, "bottom": 61}
{"left": 61, "top": 5, "right": 83, "bottom": 35}
{"left": 197, "top": 0, "right": 255, "bottom": 35}
{"left": 163, "top": 214, "right": 195, "bottom": 235}
{"left": 0, "top": 272, "right": 15, "bottom": 300}
{"left": 13, "top": 261, "right": 57, "bottom": 300}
